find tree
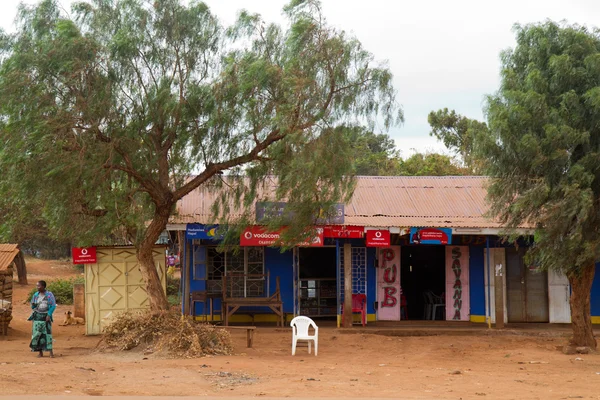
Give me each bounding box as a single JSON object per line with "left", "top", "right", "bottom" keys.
{"left": 427, "top": 108, "right": 487, "bottom": 172}
{"left": 397, "top": 152, "right": 468, "bottom": 176}
{"left": 344, "top": 126, "right": 400, "bottom": 175}
{"left": 0, "top": 0, "right": 401, "bottom": 310}
{"left": 480, "top": 21, "right": 600, "bottom": 349}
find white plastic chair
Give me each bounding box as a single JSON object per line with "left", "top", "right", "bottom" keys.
{"left": 290, "top": 316, "right": 318, "bottom": 356}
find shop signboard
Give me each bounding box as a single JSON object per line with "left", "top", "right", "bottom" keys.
{"left": 409, "top": 227, "right": 452, "bottom": 245}
{"left": 240, "top": 226, "right": 323, "bottom": 247}
{"left": 72, "top": 247, "right": 97, "bottom": 264}
{"left": 185, "top": 224, "right": 221, "bottom": 240}
{"left": 366, "top": 229, "right": 391, "bottom": 247}
{"left": 323, "top": 225, "right": 364, "bottom": 238}
{"left": 445, "top": 246, "right": 470, "bottom": 321}
{"left": 255, "top": 202, "right": 344, "bottom": 224}
{"left": 377, "top": 246, "right": 401, "bottom": 320}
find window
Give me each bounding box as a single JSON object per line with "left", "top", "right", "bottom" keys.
{"left": 202, "top": 246, "right": 265, "bottom": 296}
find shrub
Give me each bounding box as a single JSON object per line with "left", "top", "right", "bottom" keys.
{"left": 27, "top": 277, "right": 85, "bottom": 305}
{"left": 167, "top": 295, "right": 181, "bottom": 307}
{"left": 166, "top": 276, "right": 180, "bottom": 296}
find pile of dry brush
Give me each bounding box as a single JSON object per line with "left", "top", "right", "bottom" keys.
{"left": 99, "top": 311, "right": 233, "bottom": 358}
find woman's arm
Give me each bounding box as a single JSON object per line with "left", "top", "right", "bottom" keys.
{"left": 47, "top": 292, "right": 57, "bottom": 317}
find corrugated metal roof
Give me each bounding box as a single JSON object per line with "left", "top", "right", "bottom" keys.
{"left": 0, "top": 244, "right": 19, "bottom": 272}
{"left": 171, "top": 176, "right": 516, "bottom": 228}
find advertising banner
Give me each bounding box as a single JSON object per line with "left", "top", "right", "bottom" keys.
{"left": 240, "top": 226, "right": 323, "bottom": 247}
{"left": 445, "top": 246, "right": 470, "bottom": 321}
{"left": 410, "top": 227, "right": 452, "bottom": 245}
{"left": 323, "top": 225, "right": 364, "bottom": 238}
{"left": 366, "top": 229, "right": 391, "bottom": 247}
{"left": 72, "top": 247, "right": 97, "bottom": 264}
{"left": 185, "top": 224, "right": 222, "bottom": 240}
{"left": 377, "top": 246, "right": 401, "bottom": 320}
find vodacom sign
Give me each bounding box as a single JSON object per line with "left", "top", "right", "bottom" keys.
{"left": 72, "top": 246, "right": 97, "bottom": 264}
{"left": 240, "top": 226, "right": 323, "bottom": 247}
{"left": 366, "top": 229, "right": 391, "bottom": 247}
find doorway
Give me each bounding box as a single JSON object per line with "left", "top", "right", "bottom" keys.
{"left": 506, "top": 248, "right": 549, "bottom": 322}
{"left": 298, "top": 247, "right": 337, "bottom": 318}
{"left": 400, "top": 246, "right": 446, "bottom": 320}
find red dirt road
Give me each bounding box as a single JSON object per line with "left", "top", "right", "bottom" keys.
{"left": 1, "top": 259, "right": 600, "bottom": 399}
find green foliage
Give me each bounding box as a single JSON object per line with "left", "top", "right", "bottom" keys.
{"left": 166, "top": 276, "right": 180, "bottom": 296}
{"left": 0, "top": 0, "right": 401, "bottom": 307}
{"left": 428, "top": 108, "right": 488, "bottom": 173}
{"left": 479, "top": 21, "right": 600, "bottom": 276}
{"left": 344, "top": 126, "right": 401, "bottom": 176}
{"left": 398, "top": 152, "right": 468, "bottom": 176}
{"left": 167, "top": 295, "right": 181, "bottom": 306}
{"left": 0, "top": 0, "right": 401, "bottom": 246}
{"left": 27, "top": 277, "right": 85, "bottom": 305}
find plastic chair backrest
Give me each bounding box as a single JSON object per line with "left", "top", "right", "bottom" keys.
{"left": 290, "top": 316, "right": 317, "bottom": 337}
{"left": 351, "top": 294, "right": 366, "bottom": 310}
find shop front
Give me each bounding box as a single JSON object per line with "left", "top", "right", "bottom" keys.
{"left": 169, "top": 176, "right": 586, "bottom": 326}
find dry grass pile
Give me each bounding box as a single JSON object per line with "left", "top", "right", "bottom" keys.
{"left": 100, "top": 311, "right": 233, "bottom": 358}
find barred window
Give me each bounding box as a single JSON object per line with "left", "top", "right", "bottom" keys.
{"left": 205, "top": 247, "right": 265, "bottom": 295}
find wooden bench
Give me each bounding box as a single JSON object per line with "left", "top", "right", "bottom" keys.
{"left": 221, "top": 326, "right": 257, "bottom": 348}
{"left": 221, "top": 273, "right": 284, "bottom": 327}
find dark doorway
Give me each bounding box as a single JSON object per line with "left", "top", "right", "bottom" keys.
{"left": 298, "top": 247, "right": 337, "bottom": 318}
{"left": 506, "top": 248, "right": 549, "bottom": 323}
{"left": 400, "top": 246, "right": 446, "bottom": 320}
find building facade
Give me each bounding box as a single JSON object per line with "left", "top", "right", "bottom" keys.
{"left": 169, "top": 176, "right": 600, "bottom": 325}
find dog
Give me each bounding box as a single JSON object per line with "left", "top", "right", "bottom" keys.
{"left": 61, "top": 311, "right": 84, "bottom": 326}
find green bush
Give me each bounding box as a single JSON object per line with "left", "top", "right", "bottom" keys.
{"left": 167, "top": 295, "right": 181, "bottom": 306}
{"left": 27, "top": 277, "right": 85, "bottom": 305}
{"left": 166, "top": 276, "right": 180, "bottom": 296}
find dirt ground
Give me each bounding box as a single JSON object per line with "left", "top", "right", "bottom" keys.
{"left": 2, "top": 260, "right": 600, "bottom": 399}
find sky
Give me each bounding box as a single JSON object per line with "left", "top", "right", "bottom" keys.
{"left": 1, "top": 0, "right": 599, "bottom": 157}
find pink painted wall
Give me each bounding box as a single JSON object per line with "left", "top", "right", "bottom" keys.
{"left": 445, "top": 246, "right": 470, "bottom": 321}
{"left": 377, "top": 246, "right": 401, "bottom": 321}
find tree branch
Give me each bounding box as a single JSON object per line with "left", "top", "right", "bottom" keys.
{"left": 172, "top": 129, "right": 285, "bottom": 200}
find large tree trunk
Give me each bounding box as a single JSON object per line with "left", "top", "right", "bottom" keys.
{"left": 136, "top": 205, "right": 171, "bottom": 312}
{"left": 567, "top": 265, "right": 597, "bottom": 350}
{"left": 14, "top": 250, "right": 27, "bottom": 285}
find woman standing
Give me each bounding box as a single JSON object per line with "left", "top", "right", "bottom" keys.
{"left": 28, "top": 280, "right": 56, "bottom": 357}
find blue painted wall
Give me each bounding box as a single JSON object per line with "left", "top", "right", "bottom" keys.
{"left": 469, "top": 245, "right": 486, "bottom": 316}
{"left": 591, "top": 264, "right": 600, "bottom": 316}
{"left": 265, "top": 247, "right": 294, "bottom": 313}
{"left": 366, "top": 247, "right": 377, "bottom": 314}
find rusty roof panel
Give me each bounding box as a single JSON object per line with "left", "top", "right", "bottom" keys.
{"left": 0, "top": 244, "right": 19, "bottom": 272}
{"left": 171, "top": 176, "right": 516, "bottom": 228}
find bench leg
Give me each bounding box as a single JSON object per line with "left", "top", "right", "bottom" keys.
{"left": 247, "top": 329, "right": 254, "bottom": 348}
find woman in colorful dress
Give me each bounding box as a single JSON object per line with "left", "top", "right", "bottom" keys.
{"left": 29, "top": 280, "right": 56, "bottom": 357}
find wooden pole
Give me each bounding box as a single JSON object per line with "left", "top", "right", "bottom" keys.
{"left": 73, "top": 283, "right": 85, "bottom": 319}
{"left": 343, "top": 243, "right": 353, "bottom": 328}
{"left": 494, "top": 250, "right": 505, "bottom": 329}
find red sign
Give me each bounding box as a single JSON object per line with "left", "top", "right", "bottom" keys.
{"left": 240, "top": 226, "right": 323, "bottom": 247}
{"left": 366, "top": 229, "right": 391, "bottom": 247}
{"left": 72, "top": 247, "right": 97, "bottom": 264}
{"left": 323, "top": 225, "right": 365, "bottom": 238}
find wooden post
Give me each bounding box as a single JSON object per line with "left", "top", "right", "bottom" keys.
{"left": 73, "top": 283, "right": 85, "bottom": 319}
{"left": 494, "top": 256, "right": 505, "bottom": 329}
{"left": 343, "top": 243, "right": 353, "bottom": 328}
